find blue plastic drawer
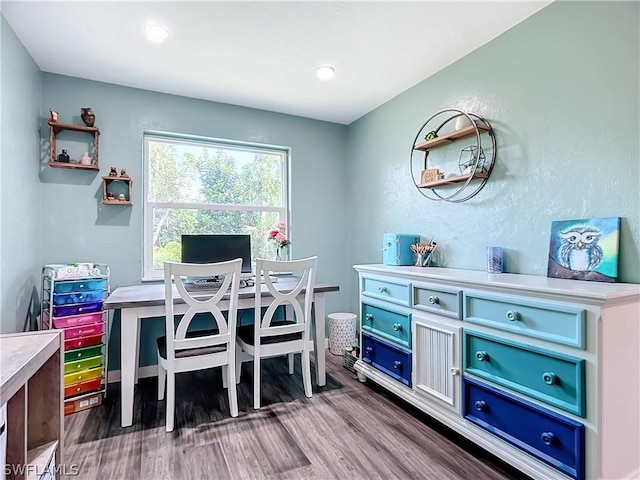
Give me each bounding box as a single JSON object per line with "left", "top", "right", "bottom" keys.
{"left": 362, "top": 332, "right": 411, "bottom": 387}
{"left": 53, "top": 278, "right": 107, "bottom": 293}
{"left": 464, "top": 331, "right": 586, "bottom": 417}
{"left": 362, "top": 303, "right": 411, "bottom": 349}
{"left": 464, "top": 377, "right": 584, "bottom": 480}
{"left": 52, "top": 301, "right": 103, "bottom": 317}
{"left": 53, "top": 290, "right": 105, "bottom": 305}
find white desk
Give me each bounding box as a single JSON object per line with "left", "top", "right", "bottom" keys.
{"left": 104, "top": 278, "right": 339, "bottom": 427}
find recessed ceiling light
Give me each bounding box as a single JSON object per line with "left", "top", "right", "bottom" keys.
{"left": 316, "top": 65, "right": 335, "bottom": 80}
{"left": 145, "top": 24, "right": 169, "bottom": 43}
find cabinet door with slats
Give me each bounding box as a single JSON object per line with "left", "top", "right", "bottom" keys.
{"left": 413, "top": 315, "right": 461, "bottom": 412}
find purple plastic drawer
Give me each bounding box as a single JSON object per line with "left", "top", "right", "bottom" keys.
{"left": 52, "top": 301, "right": 103, "bottom": 317}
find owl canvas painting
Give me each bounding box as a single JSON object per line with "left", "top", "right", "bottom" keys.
{"left": 547, "top": 217, "right": 620, "bottom": 283}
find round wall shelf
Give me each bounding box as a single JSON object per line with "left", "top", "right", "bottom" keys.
{"left": 410, "top": 108, "right": 496, "bottom": 203}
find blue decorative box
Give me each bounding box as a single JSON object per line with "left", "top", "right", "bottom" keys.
{"left": 382, "top": 233, "right": 420, "bottom": 265}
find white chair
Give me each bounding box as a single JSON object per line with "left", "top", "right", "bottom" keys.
{"left": 236, "top": 256, "right": 318, "bottom": 409}
{"left": 157, "top": 259, "right": 242, "bottom": 432}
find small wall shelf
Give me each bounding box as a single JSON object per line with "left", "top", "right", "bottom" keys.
{"left": 102, "top": 175, "right": 132, "bottom": 205}
{"left": 410, "top": 108, "right": 496, "bottom": 203}
{"left": 48, "top": 121, "right": 100, "bottom": 170}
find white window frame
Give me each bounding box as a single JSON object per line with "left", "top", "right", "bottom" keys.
{"left": 142, "top": 131, "right": 289, "bottom": 280}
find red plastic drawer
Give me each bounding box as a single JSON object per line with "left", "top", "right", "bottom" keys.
{"left": 64, "top": 333, "right": 104, "bottom": 351}
{"left": 50, "top": 311, "right": 103, "bottom": 329}
{"left": 64, "top": 321, "right": 105, "bottom": 340}
{"left": 64, "top": 377, "right": 103, "bottom": 398}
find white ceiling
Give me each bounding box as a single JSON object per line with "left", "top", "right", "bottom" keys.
{"left": 2, "top": 1, "right": 552, "bottom": 125}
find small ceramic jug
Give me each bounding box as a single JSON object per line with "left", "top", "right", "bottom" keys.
{"left": 80, "top": 152, "right": 91, "bottom": 165}
{"left": 58, "top": 149, "right": 70, "bottom": 163}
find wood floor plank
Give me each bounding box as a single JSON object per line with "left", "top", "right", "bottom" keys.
{"left": 62, "top": 353, "right": 531, "bottom": 480}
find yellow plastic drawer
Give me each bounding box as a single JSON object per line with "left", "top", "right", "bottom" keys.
{"left": 63, "top": 365, "right": 104, "bottom": 386}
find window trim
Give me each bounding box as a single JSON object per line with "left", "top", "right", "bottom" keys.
{"left": 142, "top": 130, "right": 290, "bottom": 280}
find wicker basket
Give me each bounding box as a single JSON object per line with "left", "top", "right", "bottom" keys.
{"left": 343, "top": 346, "right": 359, "bottom": 372}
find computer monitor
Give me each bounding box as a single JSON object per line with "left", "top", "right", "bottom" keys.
{"left": 181, "top": 234, "right": 252, "bottom": 274}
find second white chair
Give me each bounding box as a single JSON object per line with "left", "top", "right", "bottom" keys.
{"left": 236, "top": 256, "right": 318, "bottom": 409}
{"left": 157, "top": 259, "right": 242, "bottom": 432}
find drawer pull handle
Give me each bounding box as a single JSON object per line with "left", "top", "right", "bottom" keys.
{"left": 428, "top": 295, "right": 439, "bottom": 305}
{"left": 475, "top": 351, "right": 489, "bottom": 362}
{"left": 365, "top": 346, "right": 373, "bottom": 353}
{"left": 365, "top": 313, "right": 373, "bottom": 321}
{"left": 393, "top": 323, "right": 402, "bottom": 331}
{"left": 450, "top": 367, "right": 459, "bottom": 376}
{"left": 474, "top": 400, "right": 486, "bottom": 412}
{"left": 542, "top": 372, "right": 558, "bottom": 385}
{"left": 506, "top": 310, "right": 520, "bottom": 321}
{"left": 540, "top": 432, "right": 555, "bottom": 446}
{"left": 393, "top": 361, "right": 402, "bottom": 370}
{"left": 378, "top": 286, "right": 389, "bottom": 294}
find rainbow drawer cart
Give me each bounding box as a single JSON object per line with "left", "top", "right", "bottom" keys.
{"left": 41, "top": 263, "right": 110, "bottom": 415}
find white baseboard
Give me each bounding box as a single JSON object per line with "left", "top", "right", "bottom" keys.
{"left": 107, "top": 339, "right": 329, "bottom": 384}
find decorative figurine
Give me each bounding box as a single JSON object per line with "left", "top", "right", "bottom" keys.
{"left": 424, "top": 130, "right": 437, "bottom": 141}
{"left": 107, "top": 192, "right": 115, "bottom": 200}
{"left": 80, "top": 152, "right": 92, "bottom": 165}
{"left": 118, "top": 194, "right": 126, "bottom": 201}
{"left": 109, "top": 167, "right": 118, "bottom": 177}
{"left": 49, "top": 108, "right": 58, "bottom": 122}
{"left": 57, "top": 149, "right": 70, "bottom": 163}
{"left": 120, "top": 169, "right": 129, "bottom": 178}
{"left": 80, "top": 107, "right": 95, "bottom": 127}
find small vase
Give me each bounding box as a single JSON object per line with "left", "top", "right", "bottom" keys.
{"left": 414, "top": 253, "right": 424, "bottom": 267}
{"left": 275, "top": 246, "right": 283, "bottom": 261}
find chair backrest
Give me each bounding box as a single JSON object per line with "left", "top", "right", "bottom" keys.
{"left": 254, "top": 256, "right": 318, "bottom": 342}
{"left": 164, "top": 259, "right": 242, "bottom": 360}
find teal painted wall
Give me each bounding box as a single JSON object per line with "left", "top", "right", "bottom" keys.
{"left": 0, "top": 14, "right": 43, "bottom": 333}
{"left": 39, "top": 74, "right": 350, "bottom": 368}
{"left": 347, "top": 1, "right": 639, "bottom": 310}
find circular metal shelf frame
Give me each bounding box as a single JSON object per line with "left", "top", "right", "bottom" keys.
{"left": 410, "top": 108, "right": 496, "bottom": 203}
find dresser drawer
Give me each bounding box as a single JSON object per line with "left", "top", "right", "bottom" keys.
{"left": 362, "top": 332, "right": 411, "bottom": 387}
{"left": 464, "top": 377, "right": 584, "bottom": 480}
{"left": 413, "top": 283, "right": 462, "bottom": 319}
{"left": 464, "top": 292, "right": 585, "bottom": 349}
{"left": 361, "top": 276, "right": 411, "bottom": 306}
{"left": 64, "top": 354, "right": 103, "bottom": 374}
{"left": 361, "top": 303, "right": 411, "bottom": 348}
{"left": 464, "top": 331, "right": 586, "bottom": 417}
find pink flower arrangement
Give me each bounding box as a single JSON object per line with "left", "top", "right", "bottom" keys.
{"left": 267, "top": 222, "right": 291, "bottom": 248}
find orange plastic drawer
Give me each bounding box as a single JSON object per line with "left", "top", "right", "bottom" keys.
{"left": 64, "top": 377, "right": 103, "bottom": 398}
{"left": 63, "top": 366, "right": 104, "bottom": 386}
{"left": 64, "top": 321, "right": 105, "bottom": 340}
{"left": 65, "top": 333, "right": 104, "bottom": 351}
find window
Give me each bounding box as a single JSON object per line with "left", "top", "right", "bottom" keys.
{"left": 143, "top": 133, "right": 289, "bottom": 279}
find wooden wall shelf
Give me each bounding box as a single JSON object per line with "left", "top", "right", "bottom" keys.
{"left": 48, "top": 121, "right": 100, "bottom": 169}
{"left": 102, "top": 175, "right": 132, "bottom": 205}
{"left": 413, "top": 123, "right": 490, "bottom": 151}
{"left": 418, "top": 172, "right": 489, "bottom": 189}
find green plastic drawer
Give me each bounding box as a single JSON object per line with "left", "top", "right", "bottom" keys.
{"left": 64, "top": 345, "right": 103, "bottom": 363}
{"left": 464, "top": 331, "right": 586, "bottom": 417}
{"left": 361, "top": 303, "right": 411, "bottom": 349}
{"left": 64, "top": 355, "right": 103, "bottom": 374}
{"left": 361, "top": 276, "right": 411, "bottom": 306}
{"left": 464, "top": 292, "right": 585, "bottom": 349}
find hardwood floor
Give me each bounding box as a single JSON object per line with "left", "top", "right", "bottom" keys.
{"left": 63, "top": 353, "right": 531, "bottom": 480}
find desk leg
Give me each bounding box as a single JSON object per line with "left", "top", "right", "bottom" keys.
{"left": 314, "top": 293, "right": 326, "bottom": 386}
{"left": 121, "top": 308, "right": 138, "bottom": 427}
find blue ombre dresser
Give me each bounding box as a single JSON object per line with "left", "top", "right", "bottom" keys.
{"left": 353, "top": 264, "right": 640, "bottom": 480}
